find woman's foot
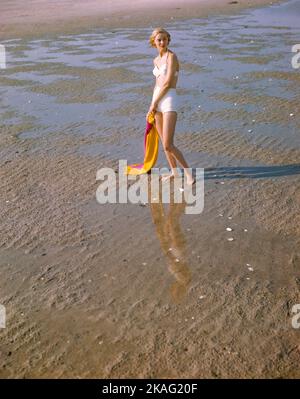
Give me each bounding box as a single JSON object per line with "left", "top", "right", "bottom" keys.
{"left": 186, "top": 174, "right": 195, "bottom": 185}
{"left": 184, "top": 169, "right": 195, "bottom": 185}
{"left": 161, "top": 168, "right": 180, "bottom": 182}
{"left": 161, "top": 173, "right": 175, "bottom": 182}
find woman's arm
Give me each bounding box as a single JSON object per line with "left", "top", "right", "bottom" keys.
{"left": 146, "top": 59, "right": 158, "bottom": 119}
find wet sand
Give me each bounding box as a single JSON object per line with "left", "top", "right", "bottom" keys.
{"left": 1, "top": 0, "right": 300, "bottom": 378}
{"left": 0, "top": 0, "right": 282, "bottom": 40}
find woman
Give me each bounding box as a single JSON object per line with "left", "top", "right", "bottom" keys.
{"left": 147, "top": 27, "right": 194, "bottom": 185}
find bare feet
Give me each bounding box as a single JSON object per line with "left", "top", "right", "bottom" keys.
{"left": 186, "top": 174, "right": 195, "bottom": 185}
{"left": 161, "top": 173, "right": 175, "bottom": 182}
{"left": 161, "top": 169, "right": 181, "bottom": 182}
{"left": 184, "top": 169, "right": 195, "bottom": 185}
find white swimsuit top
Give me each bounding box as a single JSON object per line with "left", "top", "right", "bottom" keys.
{"left": 153, "top": 51, "right": 179, "bottom": 78}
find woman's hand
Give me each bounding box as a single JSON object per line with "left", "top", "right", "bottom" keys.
{"left": 146, "top": 101, "right": 158, "bottom": 120}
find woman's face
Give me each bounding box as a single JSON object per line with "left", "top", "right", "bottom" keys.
{"left": 154, "top": 33, "right": 169, "bottom": 50}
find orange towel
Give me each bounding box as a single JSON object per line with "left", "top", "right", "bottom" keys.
{"left": 125, "top": 112, "right": 159, "bottom": 175}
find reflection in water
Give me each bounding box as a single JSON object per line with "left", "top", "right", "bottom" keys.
{"left": 149, "top": 192, "right": 191, "bottom": 304}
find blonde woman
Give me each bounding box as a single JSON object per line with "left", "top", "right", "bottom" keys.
{"left": 147, "top": 27, "right": 194, "bottom": 185}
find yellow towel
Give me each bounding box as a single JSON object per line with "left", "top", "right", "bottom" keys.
{"left": 125, "top": 112, "right": 159, "bottom": 175}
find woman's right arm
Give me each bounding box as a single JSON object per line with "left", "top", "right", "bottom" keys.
{"left": 146, "top": 59, "right": 157, "bottom": 120}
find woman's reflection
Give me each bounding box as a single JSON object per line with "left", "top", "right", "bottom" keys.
{"left": 149, "top": 192, "right": 191, "bottom": 304}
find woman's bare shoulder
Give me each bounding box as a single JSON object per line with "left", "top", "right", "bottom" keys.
{"left": 168, "top": 50, "right": 179, "bottom": 68}
{"left": 168, "top": 50, "right": 178, "bottom": 60}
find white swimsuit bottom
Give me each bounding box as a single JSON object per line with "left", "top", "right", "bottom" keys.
{"left": 152, "top": 86, "right": 178, "bottom": 113}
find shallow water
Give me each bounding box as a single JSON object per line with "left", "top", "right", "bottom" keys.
{"left": 1, "top": 0, "right": 300, "bottom": 153}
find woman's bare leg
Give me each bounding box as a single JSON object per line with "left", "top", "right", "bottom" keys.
{"left": 155, "top": 111, "right": 178, "bottom": 180}
{"left": 162, "top": 111, "right": 194, "bottom": 184}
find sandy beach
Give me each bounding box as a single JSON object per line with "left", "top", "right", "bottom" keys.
{"left": 1, "top": 0, "right": 300, "bottom": 378}
{"left": 0, "top": 0, "right": 282, "bottom": 40}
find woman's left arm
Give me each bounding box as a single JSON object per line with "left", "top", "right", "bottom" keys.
{"left": 149, "top": 53, "right": 178, "bottom": 112}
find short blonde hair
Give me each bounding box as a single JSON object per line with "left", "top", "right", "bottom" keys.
{"left": 149, "top": 27, "right": 171, "bottom": 48}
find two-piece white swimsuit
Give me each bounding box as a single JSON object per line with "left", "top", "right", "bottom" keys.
{"left": 152, "top": 51, "right": 179, "bottom": 113}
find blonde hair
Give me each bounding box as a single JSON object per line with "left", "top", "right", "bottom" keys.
{"left": 149, "top": 27, "right": 171, "bottom": 48}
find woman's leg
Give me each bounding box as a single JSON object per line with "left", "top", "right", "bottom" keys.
{"left": 155, "top": 111, "right": 177, "bottom": 170}
{"left": 154, "top": 111, "right": 164, "bottom": 141}
{"left": 162, "top": 111, "right": 194, "bottom": 184}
